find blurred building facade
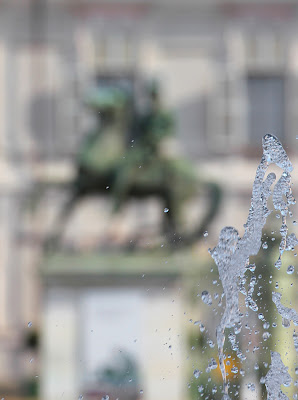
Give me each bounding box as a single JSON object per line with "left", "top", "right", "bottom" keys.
{"left": 0, "top": 0, "right": 298, "bottom": 397}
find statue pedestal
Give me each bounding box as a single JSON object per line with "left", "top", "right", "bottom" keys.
{"left": 40, "top": 252, "right": 196, "bottom": 400}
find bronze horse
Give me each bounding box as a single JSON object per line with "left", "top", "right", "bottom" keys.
{"left": 45, "top": 79, "right": 221, "bottom": 249}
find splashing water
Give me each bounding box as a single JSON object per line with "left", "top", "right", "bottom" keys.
{"left": 209, "top": 134, "right": 297, "bottom": 399}
{"left": 272, "top": 292, "right": 298, "bottom": 326}
{"left": 265, "top": 352, "right": 292, "bottom": 400}
{"left": 201, "top": 290, "right": 212, "bottom": 306}
{"left": 293, "top": 330, "right": 298, "bottom": 355}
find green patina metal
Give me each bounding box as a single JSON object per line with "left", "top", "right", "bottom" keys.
{"left": 41, "top": 78, "right": 222, "bottom": 250}
{"left": 49, "top": 78, "right": 221, "bottom": 247}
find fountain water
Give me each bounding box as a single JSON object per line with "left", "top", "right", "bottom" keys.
{"left": 209, "top": 134, "right": 297, "bottom": 399}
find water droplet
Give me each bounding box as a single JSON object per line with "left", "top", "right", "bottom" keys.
{"left": 262, "top": 332, "right": 270, "bottom": 341}
{"left": 212, "top": 386, "right": 217, "bottom": 394}
{"left": 28, "top": 321, "right": 32, "bottom": 328}
{"left": 246, "top": 263, "right": 256, "bottom": 272}
{"left": 234, "top": 325, "right": 241, "bottom": 334}
{"left": 206, "top": 358, "right": 218, "bottom": 372}
{"left": 258, "top": 313, "right": 265, "bottom": 320}
{"left": 262, "top": 242, "right": 268, "bottom": 249}
{"left": 140, "top": 389, "right": 143, "bottom": 394}
{"left": 287, "top": 265, "right": 294, "bottom": 274}
{"left": 164, "top": 208, "right": 169, "bottom": 213}
{"left": 247, "top": 383, "right": 256, "bottom": 392}
{"left": 254, "top": 363, "right": 259, "bottom": 370}
{"left": 282, "top": 318, "right": 291, "bottom": 328}
{"left": 106, "top": 186, "right": 109, "bottom": 189}
{"left": 275, "top": 258, "right": 282, "bottom": 269}
{"left": 29, "top": 358, "right": 34, "bottom": 363}
{"left": 263, "top": 322, "right": 270, "bottom": 329}
{"left": 280, "top": 224, "right": 288, "bottom": 236}
{"left": 203, "top": 231, "right": 208, "bottom": 237}
{"left": 78, "top": 396, "right": 83, "bottom": 400}
{"left": 260, "top": 376, "right": 265, "bottom": 384}
{"left": 102, "top": 396, "right": 109, "bottom": 400}
{"left": 231, "top": 366, "right": 238, "bottom": 374}
{"left": 295, "top": 367, "right": 298, "bottom": 375}
{"left": 201, "top": 290, "right": 212, "bottom": 306}
{"left": 228, "top": 332, "right": 236, "bottom": 344}
{"left": 197, "top": 384, "right": 204, "bottom": 393}
{"left": 193, "top": 369, "right": 202, "bottom": 379}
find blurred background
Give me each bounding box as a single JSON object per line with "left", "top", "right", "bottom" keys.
{"left": 0, "top": 0, "right": 298, "bottom": 399}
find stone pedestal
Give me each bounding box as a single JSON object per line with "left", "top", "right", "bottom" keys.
{"left": 41, "top": 253, "right": 187, "bottom": 400}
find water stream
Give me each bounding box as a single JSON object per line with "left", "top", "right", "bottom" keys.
{"left": 209, "top": 134, "right": 297, "bottom": 399}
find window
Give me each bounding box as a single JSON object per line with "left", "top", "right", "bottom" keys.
{"left": 247, "top": 75, "right": 285, "bottom": 145}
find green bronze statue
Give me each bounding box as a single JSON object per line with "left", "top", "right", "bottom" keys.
{"left": 46, "top": 78, "right": 221, "bottom": 249}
